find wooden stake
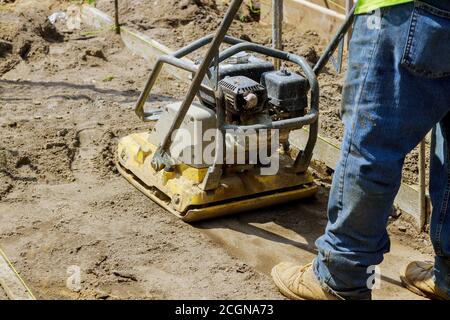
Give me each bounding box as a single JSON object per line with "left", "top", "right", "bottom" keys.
{"left": 114, "top": 0, "right": 120, "bottom": 34}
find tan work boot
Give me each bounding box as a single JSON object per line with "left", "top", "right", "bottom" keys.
{"left": 400, "top": 261, "right": 450, "bottom": 300}
{"left": 271, "top": 262, "right": 341, "bottom": 300}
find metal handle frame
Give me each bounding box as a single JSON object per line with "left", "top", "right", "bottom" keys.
{"left": 133, "top": 0, "right": 356, "bottom": 184}
{"left": 134, "top": 35, "right": 245, "bottom": 121}
{"left": 135, "top": 36, "right": 320, "bottom": 171}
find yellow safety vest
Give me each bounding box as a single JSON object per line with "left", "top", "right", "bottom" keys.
{"left": 356, "top": 0, "right": 414, "bottom": 14}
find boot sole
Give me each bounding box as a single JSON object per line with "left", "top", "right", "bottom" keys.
{"left": 271, "top": 267, "right": 304, "bottom": 300}
{"left": 400, "top": 275, "right": 429, "bottom": 299}
{"left": 400, "top": 274, "right": 445, "bottom": 300}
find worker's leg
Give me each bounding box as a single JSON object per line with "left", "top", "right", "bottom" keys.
{"left": 314, "top": 2, "right": 450, "bottom": 299}
{"left": 430, "top": 115, "right": 450, "bottom": 297}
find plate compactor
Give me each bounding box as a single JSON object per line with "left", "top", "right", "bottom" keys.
{"left": 116, "top": 0, "right": 356, "bottom": 222}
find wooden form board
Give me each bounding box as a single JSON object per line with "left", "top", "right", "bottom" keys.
{"left": 260, "top": 0, "right": 346, "bottom": 42}
{"left": 0, "top": 248, "right": 35, "bottom": 300}
{"left": 309, "top": 0, "right": 347, "bottom": 13}
{"left": 291, "top": 129, "right": 428, "bottom": 228}
{"left": 120, "top": 28, "right": 192, "bottom": 82}
{"left": 81, "top": 5, "right": 191, "bottom": 83}
{"left": 80, "top": 4, "right": 426, "bottom": 228}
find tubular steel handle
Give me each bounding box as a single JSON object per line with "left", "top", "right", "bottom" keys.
{"left": 134, "top": 35, "right": 245, "bottom": 121}
{"left": 135, "top": 0, "right": 357, "bottom": 173}
{"left": 150, "top": 0, "right": 245, "bottom": 171}
{"left": 313, "top": 3, "right": 356, "bottom": 75}
{"left": 134, "top": 0, "right": 319, "bottom": 173}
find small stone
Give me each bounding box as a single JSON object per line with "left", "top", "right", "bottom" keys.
{"left": 96, "top": 291, "right": 110, "bottom": 300}
{"left": 57, "top": 128, "right": 69, "bottom": 137}
{"left": 112, "top": 270, "right": 137, "bottom": 282}
{"left": 85, "top": 49, "right": 107, "bottom": 61}
{"left": 0, "top": 40, "right": 12, "bottom": 56}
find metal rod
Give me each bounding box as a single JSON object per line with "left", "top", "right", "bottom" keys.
{"left": 173, "top": 35, "right": 244, "bottom": 58}
{"left": 114, "top": 0, "right": 120, "bottom": 34}
{"left": 160, "top": 0, "right": 243, "bottom": 152}
{"left": 313, "top": 3, "right": 356, "bottom": 75}
{"left": 134, "top": 56, "right": 215, "bottom": 120}
{"left": 345, "top": 0, "right": 354, "bottom": 47}
{"left": 152, "top": 0, "right": 244, "bottom": 171}
{"left": 134, "top": 35, "right": 246, "bottom": 121}
{"left": 272, "top": 0, "right": 283, "bottom": 70}
{"left": 419, "top": 139, "right": 427, "bottom": 231}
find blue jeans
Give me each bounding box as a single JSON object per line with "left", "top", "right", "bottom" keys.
{"left": 314, "top": 0, "right": 450, "bottom": 299}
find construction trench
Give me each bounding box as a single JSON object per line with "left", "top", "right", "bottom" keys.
{"left": 0, "top": 0, "right": 435, "bottom": 300}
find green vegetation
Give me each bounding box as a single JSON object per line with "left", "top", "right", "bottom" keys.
{"left": 103, "top": 75, "right": 115, "bottom": 82}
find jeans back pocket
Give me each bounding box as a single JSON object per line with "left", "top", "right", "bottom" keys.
{"left": 401, "top": 1, "right": 450, "bottom": 79}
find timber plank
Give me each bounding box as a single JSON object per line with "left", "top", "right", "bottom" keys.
{"left": 290, "top": 129, "right": 425, "bottom": 226}
{"left": 0, "top": 248, "right": 34, "bottom": 300}
{"left": 260, "top": 0, "right": 345, "bottom": 42}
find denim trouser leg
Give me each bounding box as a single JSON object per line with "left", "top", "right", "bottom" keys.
{"left": 314, "top": 1, "right": 450, "bottom": 299}
{"left": 430, "top": 116, "right": 450, "bottom": 296}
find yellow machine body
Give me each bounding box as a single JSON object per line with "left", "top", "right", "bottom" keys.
{"left": 117, "top": 131, "right": 318, "bottom": 222}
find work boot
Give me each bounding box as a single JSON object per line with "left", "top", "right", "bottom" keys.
{"left": 400, "top": 261, "right": 450, "bottom": 300}
{"left": 271, "top": 262, "right": 341, "bottom": 300}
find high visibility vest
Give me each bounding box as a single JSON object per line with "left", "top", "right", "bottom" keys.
{"left": 356, "top": 0, "right": 413, "bottom": 14}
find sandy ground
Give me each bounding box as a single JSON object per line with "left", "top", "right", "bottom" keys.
{"left": 0, "top": 0, "right": 433, "bottom": 300}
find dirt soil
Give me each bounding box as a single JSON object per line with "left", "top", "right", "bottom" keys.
{"left": 0, "top": 0, "right": 433, "bottom": 300}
